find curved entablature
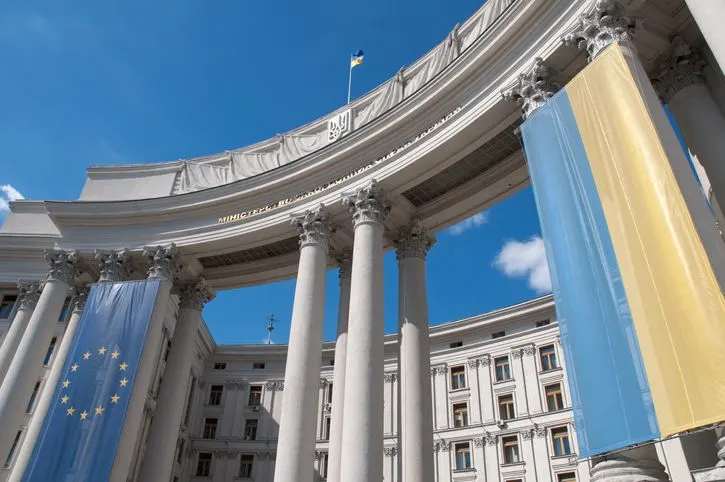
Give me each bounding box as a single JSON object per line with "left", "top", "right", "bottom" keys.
{"left": 81, "top": 0, "right": 517, "bottom": 201}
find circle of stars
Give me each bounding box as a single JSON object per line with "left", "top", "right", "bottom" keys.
{"left": 60, "top": 346, "right": 129, "bottom": 421}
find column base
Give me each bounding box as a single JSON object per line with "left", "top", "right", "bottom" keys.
{"left": 590, "top": 455, "right": 669, "bottom": 482}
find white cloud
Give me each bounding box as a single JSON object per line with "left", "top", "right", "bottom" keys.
{"left": 447, "top": 212, "right": 489, "bottom": 235}
{"left": 0, "top": 184, "right": 24, "bottom": 212}
{"left": 493, "top": 236, "right": 552, "bottom": 293}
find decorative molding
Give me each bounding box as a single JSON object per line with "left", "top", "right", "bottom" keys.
{"left": 473, "top": 437, "right": 484, "bottom": 447}
{"left": 431, "top": 365, "right": 447, "bottom": 376}
{"left": 522, "top": 344, "right": 536, "bottom": 357}
{"left": 534, "top": 425, "right": 547, "bottom": 438}
{"left": 95, "top": 249, "right": 130, "bottom": 282}
{"left": 314, "top": 450, "right": 324, "bottom": 461}
{"left": 395, "top": 218, "right": 436, "bottom": 261}
{"left": 327, "top": 109, "right": 351, "bottom": 142}
{"left": 562, "top": 0, "right": 635, "bottom": 61}
{"left": 143, "top": 244, "right": 183, "bottom": 281}
{"left": 17, "top": 282, "right": 41, "bottom": 311}
{"left": 384, "top": 373, "right": 397, "bottom": 383}
{"left": 511, "top": 348, "right": 524, "bottom": 359}
{"left": 178, "top": 277, "right": 215, "bottom": 311}
{"left": 434, "top": 441, "right": 450, "bottom": 452}
{"left": 342, "top": 179, "right": 391, "bottom": 227}
{"left": 225, "top": 380, "right": 245, "bottom": 390}
{"left": 651, "top": 37, "right": 706, "bottom": 103}
{"left": 319, "top": 379, "right": 329, "bottom": 389}
{"left": 502, "top": 57, "right": 560, "bottom": 119}
{"left": 72, "top": 286, "right": 89, "bottom": 314}
{"left": 467, "top": 354, "right": 491, "bottom": 368}
{"left": 290, "top": 204, "right": 334, "bottom": 250}
{"left": 520, "top": 429, "right": 534, "bottom": 440}
{"left": 44, "top": 249, "right": 78, "bottom": 285}
{"left": 336, "top": 250, "right": 353, "bottom": 281}
{"left": 485, "top": 433, "right": 498, "bottom": 446}
{"left": 265, "top": 380, "right": 284, "bottom": 391}
{"left": 383, "top": 446, "right": 398, "bottom": 457}
{"left": 323, "top": 402, "right": 332, "bottom": 413}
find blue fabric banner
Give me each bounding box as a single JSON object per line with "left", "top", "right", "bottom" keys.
{"left": 22, "top": 280, "right": 160, "bottom": 482}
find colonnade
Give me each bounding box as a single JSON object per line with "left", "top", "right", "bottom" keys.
{"left": 273, "top": 180, "right": 436, "bottom": 482}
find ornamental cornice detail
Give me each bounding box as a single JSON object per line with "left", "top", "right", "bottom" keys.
{"left": 265, "top": 381, "right": 284, "bottom": 391}
{"left": 17, "top": 282, "right": 42, "bottom": 311}
{"left": 468, "top": 354, "right": 491, "bottom": 368}
{"left": 95, "top": 249, "right": 130, "bottom": 282}
{"left": 319, "top": 379, "right": 329, "bottom": 389}
{"left": 72, "top": 286, "right": 89, "bottom": 314}
{"left": 562, "top": 0, "right": 635, "bottom": 61}
{"left": 384, "top": 373, "right": 397, "bottom": 383}
{"left": 225, "top": 380, "right": 245, "bottom": 390}
{"left": 431, "top": 365, "right": 447, "bottom": 376}
{"left": 383, "top": 446, "right": 398, "bottom": 457}
{"left": 395, "top": 218, "right": 436, "bottom": 261}
{"left": 342, "top": 179, "right": 391, "bottom": 228}
{"left": 502, "top": 57, "right": 560, "bottom": 120}
{"left": 651, "top": 37, "right": 706, "bottom": 103}
{"left": 511, "top": 348, "right": 524, "bottom": 359}
{"left": 520, "top": 429, "right": 534, "bottom": 440}
{"left": 44, "top": 249, "right": 79, "bottom": 285}
{"left": 144, "top": 244, "right": 183, "bottom": 281}
{"left": 534, "top": 425, "right": 547, "bottom": 438}
{"left": 178, "top": 277, "right": 215, "bottom": 311}
{"left": 336, "top": 251, "right": 353, "bottom": 281}
{"left": 485, "top": 433, "right": 498, "bottom": 445}
{"left": 290, "top": 204, "right": 334, "bottom": 250}
{"left": 434, "top": 441, "right": 450, "bottom": 452}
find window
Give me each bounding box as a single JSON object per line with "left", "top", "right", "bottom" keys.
{"left": 450, "top": 341, "right": 463, "bottom": 348}
{"left": 450, "top": 365, "right": 466, "bottom": 390}
{"left": 454, "top": 442, "right": 472, "bottom": 470}
{"left": 196, "top": 452, "right": 212, "bottom": 477}
{"left": 494, "top": 356, "right": 511, "bottom": 382}
{"left": 208, "top": 385, "right": 223, "bottom": 406}
{"left": 163, "top": 339, "right": 172, "bottom": 362}
{"left": 213, "top": 362, "right": 226, "bottom": 370}
{"left": 238, "top": 454, "right": 254, "bottom": 478}
{"left": 498, "top": 394, "right": 515, "bottom": 420}
{"left": 183, "top": 377, "right": 196, "bottom": 426}
{"left": 323, "top": 417, "right": 331, "bottom": 440}
{"left": 244, "top": 419, "right": 258, "bottom": 440}
{"left": 58, "top": 297, "right": 72, "bottom": 322}
{"left": 4, "top": 430, "right": 22, "bottom": 467}
{"left": 557, "top": 472, "right": 577, "bottom": 482}
{"left": 551, "top": 427, "right": 572, "bottom": 457}
{"left": 329, "top": 359, "right": 335, "bottom": 366}
{"left": 540, "top": 345, "right": 558, "bottom": 371}
{"left": 253, "top": 362, "right": 265, "bottom": 369}
{"left": 545, "top": 383, "right": 564, "bottom": 411}
{"left": 26, "top": 381, "right": 41, "bottom": 413}
{"left": 319, "top": 452, "right": 329, "bottom": 478}
{"left": 453, "top": 403, "right": 469, "bottom": 427}
{"left": 203, "top": 418, "right": 218, "bottom": 439}
{"left": 502, "top": 436, "right": 520, "bottom": 464}
{"left": 43, "top": 337, "right": 57, "bottom": 365}
{"left": 176, "top": 439, "right": 185, "bottom": 464}
{"left": 492, "top": 330, "right": 506, "bottom": 339}
{"left": 326, "top": 382, "right": 334, "bottom": 403}
{"left": 536, "top": 319, "right": 551, "bottom": 327}
{"left": 0, "top": 295, "right": 17, "bottom": 319}
{"left": 248, "top": 386, "right": 262, "bottom": 406}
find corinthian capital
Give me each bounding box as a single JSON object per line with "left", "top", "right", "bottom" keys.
{"left": 44, "top": 249, "right": 78, "bottom": 285}
{"left": 395, "top": 218, "right": 436, "bottom": 261}
{"left": 290, "top": 204, "right": 333, "bottom": 250}
{"left": 502, "top": 58, "right": 560, "bottom": 119}
{"left": 17, "top": 282, "right": 42, "bottom": 310}
{"left": 72, "top": 286, "right": 89, "bottom": 314}
{"left": 95, "top": 249, "right": 130, "bottom": 283}
{"left": 651, "top": 37, "right": 706, "bottom": 103}
{"left": 178, "top": 277, "right": 215, "bottom": 311}
{"left": 143, "top": 244, "right": 182, "bottom": 281}
{"left": 342, "top": 179, "right": 391, "bottom": 228}
{"left": 562, "top": 0, "right": 634, "bottom": 61}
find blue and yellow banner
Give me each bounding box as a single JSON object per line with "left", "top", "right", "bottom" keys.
{"left": 521, "top": 43, "right": 725, "bottom": 457}
{"left": 22, "top": 280, "right": 160, "bottom": 481}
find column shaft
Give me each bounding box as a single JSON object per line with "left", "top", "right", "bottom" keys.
{"left": 396, "top": 226, "right": 434, "bottom": 482}
{"left": 0, "top": 275, "right": 71, "bottom": 460}
{"left": 0, "top": 283, "right": 40, "bottom": 386}
{"left": 274, "top": 206, "right": 331, "bottom": 482}
{"left": 8, "top": 289, "right": 87, "bottom": 482}
{"left": 138, "top": 279, "right": 212, "bottom": 482}
{"left": 339, "top": 220, "right": 385, "bottom": 482}
{"left": 327, "top": 257, "right": 352, "bottom": 482}
{"left": 685, "top": 0, "right": 725, "bottom": 75}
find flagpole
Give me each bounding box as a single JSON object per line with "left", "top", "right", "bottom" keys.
{"left": 347, "top": 61, "right": 353, "bottom": 104}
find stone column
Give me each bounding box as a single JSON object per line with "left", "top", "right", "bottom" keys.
{"left": 684, "top": 0, "right": 725, "bottom": 75}
{"left": 0, "top": 249, "right": 77, "bottom": 460}
{"left": 7, "top": 286, "right": 88, "bottom": 482}
{"left": 395, "top": 219, "right": 435, "bottom": 482}
{"left": 327, "top": 252, "right": 352, "bottom": 482}
{"left": 652, "top": 37, "right": 725, "bottom": 210}
{"left": 138, "top": 277, "right": 214, "bottom": 482}
{"left": 693, "top": 426, "right": 725, "bottom": 481}
{"left": 274, "top": 205, "right": 332, "bottom": 482}
{"left": 562, "top": 0, "right": 635, "bottom": 62}
{"left": 339, "top": 180, "right": 390, "bottom": 482}
{"left": 110, "top": 244, "right": 181, "bottom": 482}
{"left": 590, "top": 455, "right": 668, "bottom": 481}
{"left": 0, "top": 282, "right": 41, "bottom": 386}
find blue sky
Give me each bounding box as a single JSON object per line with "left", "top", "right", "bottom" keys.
{"left": 0, "top": 0, "right": 549, "bottom": 344}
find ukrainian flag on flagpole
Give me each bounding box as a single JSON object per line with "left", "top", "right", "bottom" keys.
{"left": 351, "top": 50, "right": 364, "bottom": 68}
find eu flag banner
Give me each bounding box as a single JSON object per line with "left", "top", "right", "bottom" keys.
{"left": 23, "top": 280, "right": 160, "bottom": 482}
